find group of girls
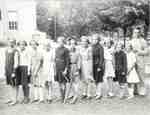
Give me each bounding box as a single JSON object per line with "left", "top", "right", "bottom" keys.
{"left": 4, "top": 33, "right": 145, "bottom": 106}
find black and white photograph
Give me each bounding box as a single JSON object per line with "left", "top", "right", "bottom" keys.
{"left": 0, "top": 0, "right": 150, "bottom": 115}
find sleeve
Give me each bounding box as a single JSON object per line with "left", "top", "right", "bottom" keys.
{"left": 4, "top": 49, "right": 7, "bottom": 69}
{"left": 65, "top": 48, "right": 70, "bottom": 70}
{"left": 27, "top": 50, "right": 32, "bottom": 74}
{"left": 13, "top": 50, "right": 19, "bottom": 70}
{"left": 99, "top": 46, "right": 104, "bottom": 68}
{"left": 139, "top": 42, "right": 148, "bottom": 56}
{"left": 77, "top": 52, "right": 81, "bottom": 70}
{"left": 122, "top": 52, "right": 127, "bottom": 74}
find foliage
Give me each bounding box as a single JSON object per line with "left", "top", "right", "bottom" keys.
{"left": 36, "top": 0, "right": 149, "bottom": 40}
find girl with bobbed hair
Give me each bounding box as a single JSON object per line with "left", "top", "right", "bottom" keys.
{"left": 79, "top": 36, "right": 93, "bottom": 100}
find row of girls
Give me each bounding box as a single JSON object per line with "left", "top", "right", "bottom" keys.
{"left": 4, "top": 32, "right": 146, "bottom": 106}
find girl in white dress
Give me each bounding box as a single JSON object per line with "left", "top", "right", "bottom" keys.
{"left": 126, "top": 44, "right": 140, "bottom": 99}
{"left": 104, "top": 40, "right": 115, "bottom": 97}
{"left": 79, "top": 36, "right": 93, "bottom": 99}
{"left": 29, "top": 40, "right": 43, "bottom": 103}
{"left": 40, "top": 41, "right": 55, "bottom": 103}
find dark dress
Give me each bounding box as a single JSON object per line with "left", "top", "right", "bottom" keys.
{"left": 55, "top": 46, "right": 70, "bottom": 83}
{"left": 114, "top": 50, "right": 127, "bottom": 83}
{"left": 5, "top": 48, "right": 18, "bottom": 86}
{"left": 15, "top": 49, "right": 30, "bottom": 86}
{"left": 92, "top": 44, "right": 104, "bottom": 83}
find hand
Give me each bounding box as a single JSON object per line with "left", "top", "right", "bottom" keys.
{"left": 11, "top": 73, "right": 15, "bottom": 78}
{"left": 97, "top": 68, "right": 101, "bottom": 72}
{"left": 63, "top": 69, "right": 67, "bottom": 75}
{"left": 28, "top": 70, "right": 31, "bottom": 76}
{"left": 122, "top": 72, "right": 125, "bottom": 75}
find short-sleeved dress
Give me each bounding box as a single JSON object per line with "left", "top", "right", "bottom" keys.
{"left": 79, "top": 46, "right": 93, "bottom": 82}
{"left": 104, "top": 47, "right": 115, "bottom": 78}
{"left": 40, "top": 49, "right": 56, "bottom": 86}
{"left": 30, "top": 49, "right": 43, "bottom": 86}
{"left": 69, "top": 47, "right": 80, "bottom": 81}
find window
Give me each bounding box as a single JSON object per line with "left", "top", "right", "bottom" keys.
{"left": 9, "top": 21, "right": 18, "bottom": 30}
{"left": 8, "top": 11, "right": 18, "bottom": 30}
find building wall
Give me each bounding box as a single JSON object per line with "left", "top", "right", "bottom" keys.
{"left": 0, "top": 0, "right": 37, "bottom": 41}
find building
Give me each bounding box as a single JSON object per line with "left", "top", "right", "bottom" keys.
{"left": 0, "top": 0, "right": 37, "bottom": 41}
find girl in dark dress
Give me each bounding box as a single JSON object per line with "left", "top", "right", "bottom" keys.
{"left": 55, "top": 37, "right": 70, "bottom": 103}
{"left": 91, "top": 34, "right": 104, "bottom": 100}
{"left": 114, "top": 44, "right": 127, "bottom": 98}
{"left": 16, "top": 41, "right": 31, "bottom": 104}
{"left": 5, "top": 39, "right": 19, "bottom": 105}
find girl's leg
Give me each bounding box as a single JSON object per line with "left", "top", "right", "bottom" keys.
{"left": 127, "top": 83, "right": 134, "bottom": 99}
{"left": 33, "top": 85, "right": 39, "bottom": 102}
{"left": 9, "top": 86, "right": 19, "bottom": 106}
{"left": 95, "top": 82, "right": 103, "bottom": 99}
{"left": 39, "top": 86, "right": 44, "bottom": 102}
{"left": 64, "top": 82, "right": 71, "bottom": 103}
{"left": 107, "top": 77, "right": 114, "bottom": 97}
{"left": 87, "top": 80, "right": 92, "bottom": 99}
{"left": 48, "top": 82, "right": 53, "bottom": 102}
{"left": 119, "top": 83, "right": 126, "bottom": 99}
{"left": 59, "top": 83, "right": 65, "bottom": 102}
{"left": 82, "top": 80, "right": 88, "bottom": 98}
{"left": 70, "top": 77, "right": 79, "bottom": 104}
{"left": 22, "top": 85, "right": 30, "bottom": 104}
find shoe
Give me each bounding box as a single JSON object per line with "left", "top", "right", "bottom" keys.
{"left": 5, "top": 100, "right": 12, "bottom": 104}
{"left": 81, "top": 95, "right": 87, "bottom": 100}
{"left": 23, "top": 98, "right": 30, "bottom": 104}
{"left": 8, "top": 101, "right": 18, "bottom": 106}
{"left": 38, "top": 100, "right": 45, "bottom": 104}
{"left": 31, "top": 99, "right": 39, "bottom": 103}
{"left": 95, "top": 95, "right": 102, "bottom": 100}
{"left": 20, "top": 99, "right": 25, "bottom": 104}
{"left": 126, "top": 95, "right": 134, "bottom": 100}
{"left": 108, "top": 92, "right": 114, "bottom": 98}
{"left": 47, "top": 100, "right": 52, "bottom": 104}
{"left": 70, "top": 98, "right": 78, "bottom": 104}
{"left": 86, "top": 96, "right": 92, "bottom": 100}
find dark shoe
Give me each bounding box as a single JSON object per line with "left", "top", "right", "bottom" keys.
{"left": 24, "top": 98, "right": 30, "bottom": 104}
{"left": 31, "top": 99, "right": 39, "bottom": 103}
{"left": 81, "top": 95, "right": 87, "bottom": 100}
{"left": 87, "top": 96, "right": 92, "bottom": 100}
{"left": 47, "top": 99, "right": 52, "bottom": 104}
{"left": 70, "top": 97, "right": 78, "bottom": 104}
{"left": 20, "top": 99, "right": 25, "bottom": 104}
{"left": 8, "top": 101, "right": 18, "bottom": 106}
{"left": 95, "top": 95, "right": 102, "bottom": 100}
{"left": 38, "top": 100, "right": 45, "bottom": 104}
{"left": 5, "top": 100, "right": 12, "bottom": 104}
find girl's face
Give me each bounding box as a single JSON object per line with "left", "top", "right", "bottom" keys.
{"left": 19, "top": 42, "right": 26, "bottom": 50}
{"left": 8, "top": 41, "right": 15, "bottom": 48}
{"left": 106, "top": 41, "right": 111, "bottom": 48}
{"left": 70, "top": 40, "right": 76, "bottom": 48}
{"left": 81, "top": 39, "right": 88, "bottom": 48}
{"left": 92, "top": 37, "right": 98, "bottom": 45}
{"left": 126, "top": 44, "right": 132, "bottom": 52}
{"left": 30, "top": 41, "right": 37, "bottom": 50}
{"left": 57, "top": 38, "right": 64, "bottom": 47}
{"left": 44, "top": 44, "right": 51, "bottom": 51}
{"left": 116, "top": 44, "right": 122, "bottom": 52}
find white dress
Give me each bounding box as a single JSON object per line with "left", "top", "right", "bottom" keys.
{"left": 104, "top": 47, "right": 115, "bottom": 78}
{"left": 127, "top": 52, "right": 140, "bottom": 83}
{"left": 80, "top": 46, "right": 93, "bottom": 81}
{"left": 40, "top": 49, "right": 55, "bottom": 86}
